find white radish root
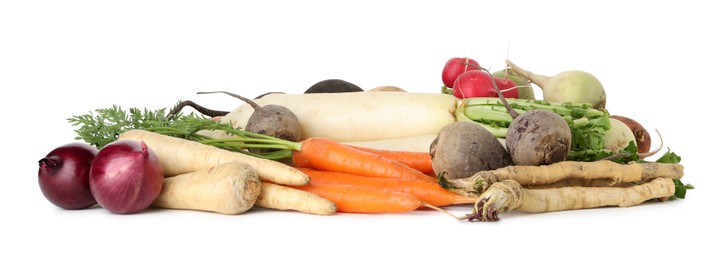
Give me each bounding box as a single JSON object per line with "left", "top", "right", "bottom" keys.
{"left": 201, "top": 92, "right": 458, "bottom": 142}
{"left": 342, "top": 134, "right": 438, "bottom": 153}
{"left": 153, "top": 162, "right": 261, "bottom": 215}
{"left": 342, "top": 135, "right": 506, "bottom": 153}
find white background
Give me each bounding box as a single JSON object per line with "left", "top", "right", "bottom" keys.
{"left": 2, "top": 1, "right": 724, "bottom": 259}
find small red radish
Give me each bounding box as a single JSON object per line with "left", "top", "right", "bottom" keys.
{"left": 442, "top": 57, "right": 480, "bottom": 88}
{"left": 453, "top": 70, "right": 519, "bottom": 99}
{"left": 495, "top": 77, "right": 519, "bottom": 96}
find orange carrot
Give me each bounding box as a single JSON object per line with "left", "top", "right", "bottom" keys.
{"left": 292, "top": 183, "right": 421, "bottom": 213}
{"left": 292, "top": 137, "right": 436, "bottom": 183}
{"left": 297, "top": 168, "right": 475, "bottom": 207}
{"left": 347, "top": 145, "right": 434, "bottom": 176}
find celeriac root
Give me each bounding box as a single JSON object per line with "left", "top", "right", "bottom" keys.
{"left": 462, "top": 177, "right": 675, "bottom": 222}
{"left": 443, "top": 160, "right": 683, "bottom": 196}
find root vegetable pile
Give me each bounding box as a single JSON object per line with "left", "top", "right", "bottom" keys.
{"left": 439, "top": 149, "right": 690, "bottom": 222}
{"left": 37, "top": 56, "right": 692, "bottom": 222}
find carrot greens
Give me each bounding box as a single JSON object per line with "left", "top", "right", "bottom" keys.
{"left": 68, "top": 105, "right": 295, "bottom": 160}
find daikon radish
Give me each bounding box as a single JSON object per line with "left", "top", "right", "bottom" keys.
{"left": 342, "top": 134, "right": 438, "bottom": 153}
{"left": 202, "top": 92, "right": 458, "bottom": 142}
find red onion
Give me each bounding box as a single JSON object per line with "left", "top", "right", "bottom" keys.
{"left": 38, "top": 143, "right": 99, "bottom": 209}
{"left": 90, "top": 140, "right": 164, "bottom": 214}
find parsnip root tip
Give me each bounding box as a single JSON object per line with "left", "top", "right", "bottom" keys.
{"left": 420, "top": 202, "right": 460, "bottom": 220}
{"left": 462, "top": 180, "right": 521, "bottom": 222}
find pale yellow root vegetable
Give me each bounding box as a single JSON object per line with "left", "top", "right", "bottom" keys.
{"left": 118, "top": 130, "right": 309, "bottom": 186}
{"left": 604, "top": 118, "right": 637, "bottom": 152}
{"left": 153, "top": 162, "right": 261, "bottom": 215}
{"left": 524, "top": 178, "right": 634, "bottom": 189}
{"left": 443, "top": 160, "right": 684, "bottom": 196}
{"left": 341, "top": 134, "right": 504, "bottom": 153}
{"left": 342, "top": 134, "right": 438, "bottom": 153}
{"left": 255, "top": 183, "right": 337, "bottom": 215}
{"left": 201, "top": 92, "right": 458, "bottom": 142}
{"left": 368, "top": 86, "right": 407, "bottom": 92}
{"left": 461, "top": 178, "right": 674, "bottom": 221}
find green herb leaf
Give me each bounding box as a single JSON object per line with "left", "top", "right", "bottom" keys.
{"left": 611, "top": 141, "right": 639, "bottom": 164}
{"left": 656, "top": 148, "right": 682, "bottom": 164}
{"left": 68, "top": 105, "right": 299, "bottom": 160}
{"left": 669, "top": 179, "right": 695, "bottom": 200}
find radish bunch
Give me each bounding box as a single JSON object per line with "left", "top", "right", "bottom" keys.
{"left": 441, "top": 57, "right": 530, "bottom": 99}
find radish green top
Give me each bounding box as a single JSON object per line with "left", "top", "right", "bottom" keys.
{"left": 455, "top": 98, "right": 611, "bottom": 161}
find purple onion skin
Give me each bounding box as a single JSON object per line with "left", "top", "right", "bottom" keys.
{"left": 38, "top": 143, "right": 99, "bottom": 210}
{"left": 90, "top": 140, "right": 164, "bottom": 214}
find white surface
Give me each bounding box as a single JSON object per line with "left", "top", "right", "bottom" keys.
{"left": 1, "top": 1, "right": 723, "bottom": 259}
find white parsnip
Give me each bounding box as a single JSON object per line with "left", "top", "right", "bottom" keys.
{"left": 153, "top": 162, "right": 261, "bottom": 215}
{"left": 202, "top": 92, "right": 458, "bottom": 142}
{"left": 463, "top": 178, "right": 675, "bottom": 221}
{"left": 118, "top": 130, "right": 310, "bottom": 186}
{"left": 446, "top": 160, "right": 684, "bottom": 196}
{"left": 255, "top": 183, "right": 337, "bottom": 215}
